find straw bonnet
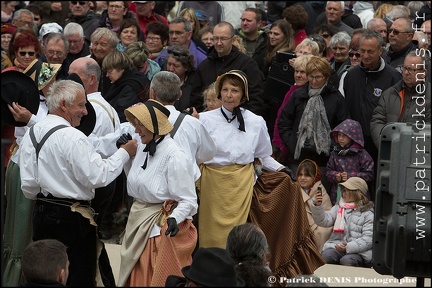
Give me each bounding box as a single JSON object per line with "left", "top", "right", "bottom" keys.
{"left": 339, "top": 177, "right": 368, "bottom": 195}
{"left": 23, "top": 59, "right": 62, "bottom": 91}
{"left": 1, "top": 70, "right": 39, "bottom": 126}
{"left": 215, "top": 70, "right": 249, "bottom": 102}
{"left": 125, "top": 100, "right": 173, "bottom": 135}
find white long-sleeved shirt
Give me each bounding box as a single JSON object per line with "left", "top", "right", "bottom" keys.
{"left": 11, "top": 96, "right": 48, "bottom": 164}
{"left": 166, "top": 105, "right": 216, "bottom": 181}
{"left": 124, "top": 136, "right": 197, "bottom": 225}
{"left": 199, "top": 106, "right": 282, "bottom": 171}
{"left": 87, "top": 91, "right": 122, "bottom": 158}
{"left": 19, "top": 115, "right": 130, "bottom": 201}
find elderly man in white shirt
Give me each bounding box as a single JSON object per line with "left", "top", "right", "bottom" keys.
{"left": 19, "top": 80, "right": 137, "bottom": 287}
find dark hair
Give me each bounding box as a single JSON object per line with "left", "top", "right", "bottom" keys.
{"left": 226, "top": 223, "right": 272, "bottom": 287}
{"left": 145, "top": 21, "right": 169, "bottom": 44}
{"left": 296, "top": 159, "right": 321, "bottom": 185}
{"left": 264, "top": 19, "right": 295, "bottom": 64}
{"left": 22, "top": 239, "right": 68, "bottom": 283}
{"left": 283, "top": 5, "right": 308, "bottom": 31}
{"left": 244, "top": 7, "right": 262, "bottom": 22}
{"left": 313, "top": 23, "right": 339, "bottom": 37}
{"left": 308, "top": 34, "right": 327, "bottom": 57}
{"left": 118, "top": 18, "right": 144, "bottom": 42}
{"left": 198, "top": 25, "right": 214, "bottom": 39}
{"left": 166, "top": 45, "right": 195, "bottom": 73}
{"left": 25, "top": 4, "right": 42, "bottom": 20}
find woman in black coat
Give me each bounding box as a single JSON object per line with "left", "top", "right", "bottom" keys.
{"left": 278, "top": 56, "right": 349, "bottom": 176}
{"left": 102, "top": 50, "right": 150, "bottom": 122}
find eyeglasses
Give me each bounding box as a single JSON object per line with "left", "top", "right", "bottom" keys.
{"left": 168, "top": 49, "right": 189, "bottom": 57}
{"left": 212, "top": 36, "right": 233, "bottom": 43}
{"left": 321, "top": 34, "right": 331, "bottom": 39}
{"left": 46, "top": 50, "right": 64, "bottom": 57}
{"left": 388, "top": 28, "right": 412, "bottom": 36}
{"left": 398, "top": 65, "right": 424, "bottom": 74}
{"left": 70, "top": 1, "right": 87, "bottom": 6}
{"left": 146, "top": 36, "right": 161, "bottom": 42}
{"left": 19, "top": 51, "right": 36, "bottom": 56}
{"left": 307, "top": 75, "right": 325, "bottom": 81}
{"left": 348, "top": 51, "right": 361, "bottom": 58}
{"left": 108, "top": 5, "right": 124, "bottom": 10}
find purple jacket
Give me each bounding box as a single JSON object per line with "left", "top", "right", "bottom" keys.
{"left": 326, "top": 119, "right": 375, "bottom": 204}
{"left": 155, "top": 40, "right": 207, "bottom": 69}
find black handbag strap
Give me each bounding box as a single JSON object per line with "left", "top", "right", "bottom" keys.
{"left": 170, "top": 112, "right": 187, "bottom": 138}
{"left": 29, "top": 125, "right": 68, "bottom": 159}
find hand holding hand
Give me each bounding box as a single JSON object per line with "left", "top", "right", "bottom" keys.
{"left": 116, "top": 133, "right": 132, "bottom": 149}
{"left": 335, "top": 242, "right": 347, "bottom": 252}
{"left": 165, "top": 217, "right": 179, "bottom": 237}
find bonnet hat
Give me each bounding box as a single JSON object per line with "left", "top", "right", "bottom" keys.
{"left": 182, "top": 247, "right": 245, "bottom": 287}
{"left": 23, "top": 59, "right": 62, "bottom": 91}
{"left": 215, "top": 70, "right": 249, "bottom": 102}
{"left": 1, "top": 70, "right": 39, "bottom": 126}
{"left": 125, "top": 100, "right": 173, "bottom": 169}
{"left": 215, "top": 70, "right": 249, "bottom": 132}
{"left": 125, "top": 100, "right": 173, "bottom": 135}
{"left": 339, "top": 177, "right": 368, "bottom": 195}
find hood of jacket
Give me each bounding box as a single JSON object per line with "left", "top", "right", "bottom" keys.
{"left": 331, "top": 118, "right": 365, "bottom": 148}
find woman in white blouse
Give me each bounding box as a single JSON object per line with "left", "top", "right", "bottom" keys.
{"left": 118, "top": 99, "right": 198, "bottom": 287}
{"left": 197, "top": 70, "right": 289, "bottom": 249}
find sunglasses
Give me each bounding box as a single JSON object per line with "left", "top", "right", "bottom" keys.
{"left": 19, "top": 51, "right": 36, "bottom": 56}
{"left": 70, "top": 1, "right": 87, "bottom": 5}
{"left": 348, "top": 51, "right": 361, "bottom": 58}
{"left": 388, "top": 28, "right": 412, "bottom": 36}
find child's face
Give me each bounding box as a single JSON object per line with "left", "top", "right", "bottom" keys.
{"left": 337, "top": 132, "right": 352, "bottom": 148}
{"left": 297, "top": 171, "right": 314, "bottom": 189}
{"left": 341, "top": 188, "right": 356, "bottom": 202}
{"left": 205, "top": 92, "right": 222, "bottom": 111}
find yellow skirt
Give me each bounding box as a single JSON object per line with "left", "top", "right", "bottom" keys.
{"left": 197, "top": 163, "right": 254, "bottom": 248}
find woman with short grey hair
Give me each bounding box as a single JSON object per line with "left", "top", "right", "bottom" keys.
{"left": 329, "top": 31, "right": 351, "bottom": 77}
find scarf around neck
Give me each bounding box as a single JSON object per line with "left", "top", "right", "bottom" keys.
{"left": 294, "top": 84, "right": 331, "bottom": 159}
{"left": 221, "top": 106, "right": 245, "bottom": 132}
{"left": 333, "top": 198, "right": 357, "bottom": 233}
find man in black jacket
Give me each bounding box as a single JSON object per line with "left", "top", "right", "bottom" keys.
{"left": 189, "top": 21, "right": 268, "bottom": 118}
{"left": 343, "top": 30, "right": 402, "bottom": 200}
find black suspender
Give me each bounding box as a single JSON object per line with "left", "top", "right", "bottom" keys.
{"left": 29, "top": 125, "right": 68, "bottom": 159}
